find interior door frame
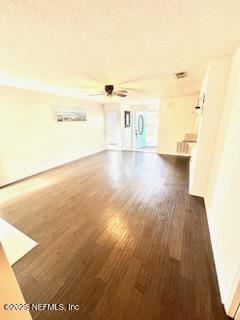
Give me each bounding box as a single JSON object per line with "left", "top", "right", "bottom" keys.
{"left": 131, "top": 110, "right": 159, "bottom": 151}
{"left": 131, "top": 111, "right": 145, "bottom": 150}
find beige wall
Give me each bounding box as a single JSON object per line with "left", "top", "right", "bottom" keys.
{"left": 190, "top": 48, "right": 240, "bottom": 312}
{"left": 0, "top": 86, "right": 106, "bottom": 186}
{"left": 189, "top": 55, "right": 232, "bottom": 197}
{"left": 157, "top": 95, "right": 198, "bottom": 155}
{"left": 205, "top": 48, "right": 240, "bottom": 309}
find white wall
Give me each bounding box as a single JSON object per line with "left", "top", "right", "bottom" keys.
{"left": 157, "top": 95, "right": 198, "bottom": 155}
{"left": 145, "top": 111, "right": 159, "bottom": 147}
{"left": 204, "top": 48, "right": 240, "bottom": 310}
{"left": 189, "top": 55, "right": 232, "bottom": 197}
{"left": 0, "top": 86, "right": 106, "bottom": 186}
{"left": 190, "top": 48, "right": 240, "bottom": 313}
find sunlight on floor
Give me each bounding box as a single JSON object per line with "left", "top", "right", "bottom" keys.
{"left": 0, "top": 177, "right": 58, "bottom": 206}
{"left": 0, "top": 218, "right": 37, "bottom": 265}
{"left": 107, "top": 216, "right": 128, "bottom": 241}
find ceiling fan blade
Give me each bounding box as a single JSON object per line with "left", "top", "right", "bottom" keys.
{"left": 89, "top": 92, "right": 105, "bottom": 96}
{"left": 115, "top": 89, "right": 128, "bottom": 94}
{"left": 120, "top": 87, "right": 148, "bottom": 92}
{"left": 113, "top": 92, "right": 127, "bottom": 97}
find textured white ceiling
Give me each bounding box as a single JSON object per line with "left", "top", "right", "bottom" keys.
{"left": 0, "top": 0, "right": 240, "bottom": 103}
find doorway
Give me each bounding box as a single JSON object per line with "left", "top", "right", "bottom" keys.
{"left": 132, "top": 111, "right": 159, "bottom": 153}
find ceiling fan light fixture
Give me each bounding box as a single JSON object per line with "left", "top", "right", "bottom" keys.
{"left": 105, "top": 84, "right": 114, "bottom": 96}
{"left": 88, "top": 84, "right": 128, "bottom": 98}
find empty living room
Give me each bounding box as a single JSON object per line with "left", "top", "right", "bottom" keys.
{"left": 0, "top": 1, "right": 240, "bottom": 319}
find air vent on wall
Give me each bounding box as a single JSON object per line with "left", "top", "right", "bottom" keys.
{"left": 175, "top": 71, "right": 187, "bottom": 79}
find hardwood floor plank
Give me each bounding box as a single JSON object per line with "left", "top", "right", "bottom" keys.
{"left": 0, "top": 151, "right": 230, "bottom": 319}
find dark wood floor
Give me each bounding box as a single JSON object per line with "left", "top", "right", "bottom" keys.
{"left": 0, "top": 151, "right": 229, "bottom": 320}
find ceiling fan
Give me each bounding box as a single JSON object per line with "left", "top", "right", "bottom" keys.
{"left": 89, "top": 85, "right": 128, "bottom": 97}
